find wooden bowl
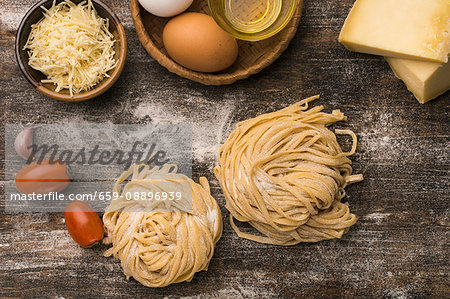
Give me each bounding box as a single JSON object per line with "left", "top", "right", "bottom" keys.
{"left": 131, "top": 0, "right": 303, "bottom": 85}
{"left": 15, "top": 0, "right": 127, "bottom": 102}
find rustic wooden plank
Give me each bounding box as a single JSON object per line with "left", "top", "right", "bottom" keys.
{"left": 0, "top": 0, "right": 449, "bottom": 298}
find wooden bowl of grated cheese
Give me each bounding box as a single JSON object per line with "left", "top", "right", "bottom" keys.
{"left": 15, "top": 0, "right": 127, "bottom": 102}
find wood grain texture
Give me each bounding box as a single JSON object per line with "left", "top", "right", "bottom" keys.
{"left": 0, "top": 0, "right": 449, "bottom": 298}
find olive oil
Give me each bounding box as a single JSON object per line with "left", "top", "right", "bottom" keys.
{"left": 222, "top": 0, "right": 282, "bottom": 34}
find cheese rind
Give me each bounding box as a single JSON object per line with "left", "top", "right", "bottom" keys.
{"left": 386, "top": 57, "right": 450, "bottom": 104}
{"left": 339, "top": 0, "right": 450, "bottom": 63}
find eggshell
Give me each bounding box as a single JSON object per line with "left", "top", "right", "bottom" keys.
{"left": 162, "top": 13, "right": 239, "bottom": 73}
{"left": 138, "top": 0, "right": 193, "bottom": 17}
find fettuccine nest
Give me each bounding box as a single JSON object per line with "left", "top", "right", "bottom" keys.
{"left": 214, "top": 95, "right": 363, "bottom": 245}
{"left": 103, "top": 164, "right": 222, "bottom": 287}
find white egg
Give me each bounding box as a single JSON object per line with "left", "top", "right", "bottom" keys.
{"left": 138, "top": 0, "right": 194, "bottom": 17}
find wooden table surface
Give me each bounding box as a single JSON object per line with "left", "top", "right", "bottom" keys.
{"left": 1, "top": 0, "right": 449, "bottom": 298}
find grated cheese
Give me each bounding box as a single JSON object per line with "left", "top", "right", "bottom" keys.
{"left": 24, "top": 0, "right": 117, "bottom": 96}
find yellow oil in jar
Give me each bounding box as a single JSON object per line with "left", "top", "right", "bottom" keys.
{"left": 222, "top": 0, "right": 282, "bottom": 34}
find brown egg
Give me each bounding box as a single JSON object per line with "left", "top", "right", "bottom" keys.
{"left": 163, "top": 12, "right": 238, "bottom": 73}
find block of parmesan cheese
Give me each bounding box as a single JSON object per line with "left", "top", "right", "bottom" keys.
{"left": 339, "top": 0, "right": 450, "bottom": 63}
{"left": 386, "top": 57, "right": 450, "bottom": 104}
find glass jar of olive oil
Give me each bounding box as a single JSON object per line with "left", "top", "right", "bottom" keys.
{"left": 208, "top": 0, "right": 299, "bottom": 41}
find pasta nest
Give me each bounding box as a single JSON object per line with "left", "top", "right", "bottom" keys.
{"left": 103, "top": 164, "right": 222, "bottom": 287}
{"left": 214, "top": 96, "right": 363, "bottom": 245}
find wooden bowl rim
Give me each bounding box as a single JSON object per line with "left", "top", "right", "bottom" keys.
{"left": 15, "top": 0, "right": 128, "bottom": 102}
{"left": 130, "top": 0, "right": 303, "bottom": 86}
